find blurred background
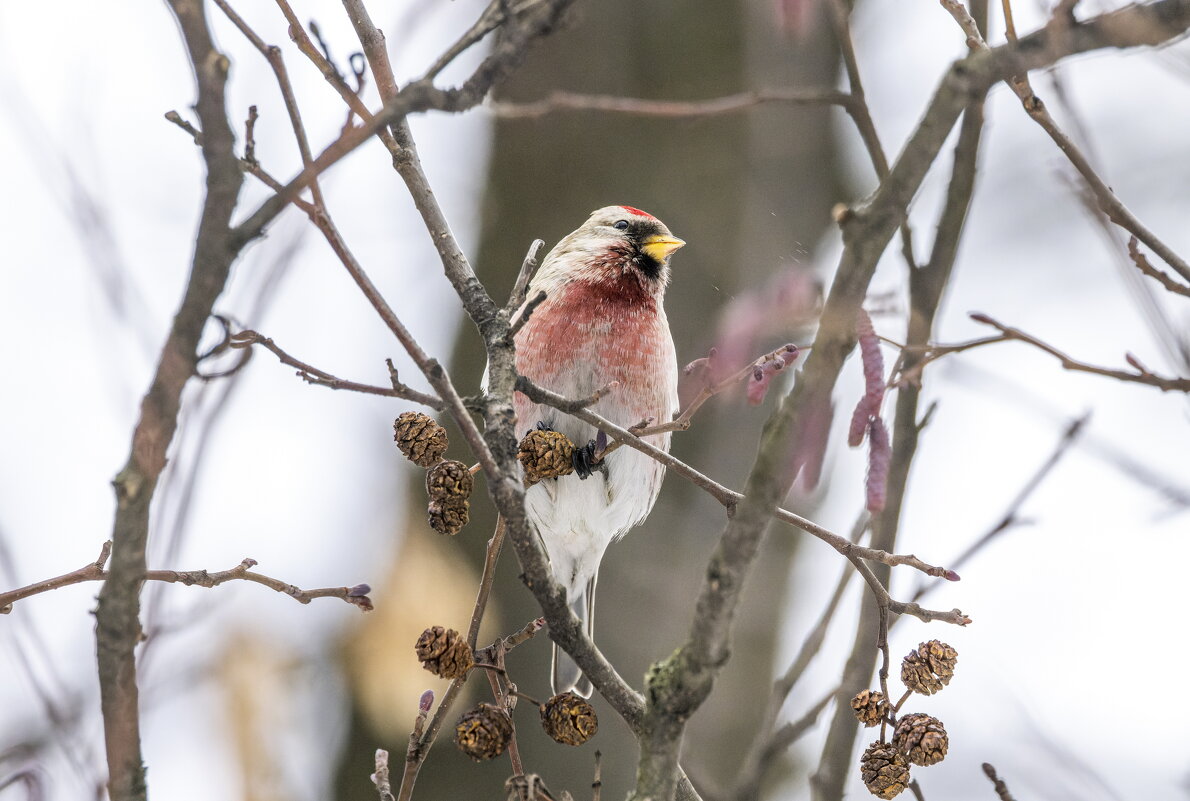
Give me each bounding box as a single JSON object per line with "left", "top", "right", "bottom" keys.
{"left": 1, "top": 1, "right": 1188, "bottom": 799}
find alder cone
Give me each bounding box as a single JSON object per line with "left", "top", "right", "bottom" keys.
{"left": 517, "top": 428, "right": 575, "bottom": 486}
{"left": 428, "top": 498, "right": 469, "bottom": 536}
{"left": 426, "top": 459, "right": 473, "bottom": 501}
{"left": 455, "top": 703, "right": 513, "bottom": 761}
{"left": 851, "top": 689, "right": 887, "bottom": 728}
{"left": 540, "top": 691, "right": 598, "bottom": 746}
{"left": 859, "top": 741, "right": 910, "bottom": 799}
{"left": 892, "top": 713, "right": 948, "bottom": 766}
{"left": 900, "top": 639, "right": 958, "bottom": 695}
{"left": 414, "top": 626, "right": 474, "bottom": 680}
{"left": 394, "top": 412, "right": 448, "bottom": 467}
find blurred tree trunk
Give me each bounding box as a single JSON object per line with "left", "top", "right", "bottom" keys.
{"left": 333, "top": 2, "right": 844, "bottom": 799}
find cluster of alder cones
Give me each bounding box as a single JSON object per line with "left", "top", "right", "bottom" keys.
{"left": 415, "top": 625, "right": 598, "bottom": 759}
{"left": 851, "top": 639, "right": 958, "bottom": 799}
{"left": 394, "top": 413, "right": 582, "bottom": 534}
{"left": 393, "top": 412, "right": 474, "bottom": 535}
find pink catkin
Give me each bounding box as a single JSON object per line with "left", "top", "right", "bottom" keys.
{"left": 866, "top": 416, "right": 891, "bottom": 513}
{"left": 847, "top": 401, "right": 871, "bottom": 447}
{"left": 856, "top": 308, "right": 884, "bottom": 405}
{"left": 848, "top": 308, "right": 885, "bottom": 447}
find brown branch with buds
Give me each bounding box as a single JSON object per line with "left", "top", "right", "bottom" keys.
{"left": 938, "top": 0, "right": 1190, "bottom": 285}
{"left": 1, "top": 542, "right": 371, "bottom": 614}
{"left": 226, "top": 330, "right": 445, "bottom": 409}
{"left": 520, "top": 376, "right": 963, "bottom": 593}
{"left": 969, "top": 313, "right": 1190, "bottom": 392}
{"left": 982, "top": 763, "right": 1018, "bottom": 801}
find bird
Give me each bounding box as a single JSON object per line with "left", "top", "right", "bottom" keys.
{"left": 513, "top": 205, "right": 684, "bottom": 697}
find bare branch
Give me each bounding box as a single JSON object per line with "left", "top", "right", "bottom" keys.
{"left": 1, "top": 541, "right": 111, "bottom": 613}
{"left": 508, "top": 239, "right": 546, "bottom": 312}
{"left": 1127, "top": 236, "right": 1190, "bottom": 297}
{"left": 826, "top": 0, "right": 919, "bottom": 271}
{"left": 374, "top": 749, "right": 396, "bottom": 801}
{"left": 488, "top": 88, "right": 852, "bottom": 119}
{"left": 163, "top": 110, "right": 203, "bottom": 145}
{"left": 2, "top": 545, "right": 371, "bottom": 613}
{"left": 96, "top": 3, "right": 245, "bottom": 798}
{"left": 228, "top": 329, "right": 444, "bottom": 408}
{"left": 970, "top": 312, "right": 1190, "bottom": 392}
{"left": 982, "top": 763, "right": 1018, "bottom": 801}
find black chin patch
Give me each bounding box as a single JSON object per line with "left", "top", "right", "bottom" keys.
{"left": 635, "top": 252, "right": 662, "bottom": 280}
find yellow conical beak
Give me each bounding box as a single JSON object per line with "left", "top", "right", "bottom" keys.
{"left": 641, "top": 234, "right": 686, "bottom": 262}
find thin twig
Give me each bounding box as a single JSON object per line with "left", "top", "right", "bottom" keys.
{"left": 212, "top": 0, "right": 325, "bottom": 209}
{"left": 970, "top": 312, "right": 1190, "bottom": 392}
{"left": 373, "top": 749, "right": 396, "bottom": 801}
{"left": 1, "top": 541, "right": 111, "bottom": 613}
{"left": 1, "top": 545, "right": 371, "bottom": 613}
{"left": 1127, "top": 236, "right": 1190, "bottom": 297}
{"left": 508, "top": 239, "right": 546, "bottom": 312}
{"left": 228, "top": 329, "right": 444, "bottom": 408}
{"left": 945, "top": 0, "right": 1190, "bottom": 284}
{"left": 520, "top": 377, "right": 962, "bottom": 587}
{"left": 827, "top": 0, "right": 919, "bottom": 271}
{"left": 982, "top": 763, "right": 1018, "bottom": 801}
{"left": 163, "top": 110, "right": 203, "bottom": 145}
{"left": 467, "top": 517, "right": 507, "bottom": 649}
{"left": 488, "top": 88, "right": 853, "bottom": 119}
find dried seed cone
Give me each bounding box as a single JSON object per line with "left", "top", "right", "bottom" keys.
{"left": 900, "top": 640, "right": 958, "bottom": 696}
{"left": 428, "top": 498, "right": 469, "bottom": 536}
{"left": 394, "top": 412, "right": 448, "bottom": 467}
{"left": 518, "top": 429, "right": 575, "bottom": 486}
{"left": 851, "top": 689, "right": 887, "bottom": 728}
{"left": 414, "top": 625, "right": 474, "bottom": 680}
{"left": 860, "top": 741, "right": 910, "bottom": 799}
{"left": 426, "top": 459, "right": 474, "bottom": 502}
{"left": 893, "top": 713, "right": 949, "bottom": 766}
{"left": 455, "top": 703, "right": 513, "bottom": 761}
{"left": 540, "top": 692, "right": 598, "bottom": 746}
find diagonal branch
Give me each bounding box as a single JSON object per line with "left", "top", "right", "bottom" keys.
{"left": 970, "top": 312, "right": 1190, "bottom": 392}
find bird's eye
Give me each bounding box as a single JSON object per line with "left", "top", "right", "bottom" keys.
{"left": 613, "top": 220, "right": 629, "bottom": 231}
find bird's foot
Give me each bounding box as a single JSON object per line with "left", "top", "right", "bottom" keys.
{"left": 573, "top": 439, "right": 600, "bottom": 480}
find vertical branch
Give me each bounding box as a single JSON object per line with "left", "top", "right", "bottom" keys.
{"left": 94, "top": 1, "right": 243, "bottom": 799}
{"left": 812, "top": 3, "right": 988, "bottom": 799}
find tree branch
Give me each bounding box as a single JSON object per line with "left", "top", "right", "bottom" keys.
{"left": 95, "top": 3, "right": 244, "bottom": 799}
{"left": 488, "top": 88, "right": 852, "bottom": 119}
{"left": 1, "top": 545, "right": 373, "bottom": 613}
{"left": 970, "top": 312, "right": 1190, "bottom": 392}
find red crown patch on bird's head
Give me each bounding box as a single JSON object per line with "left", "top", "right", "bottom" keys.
{"left": 618, "top": 205, "right": 658, "bottom": 221}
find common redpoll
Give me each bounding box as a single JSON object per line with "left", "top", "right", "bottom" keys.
{"left": 514, "top": 206, "right": 684, "bottom": 697}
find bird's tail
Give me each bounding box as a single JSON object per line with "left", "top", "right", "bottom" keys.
{"left": 551, "top": 576, "right": 596, "bottom": 698}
